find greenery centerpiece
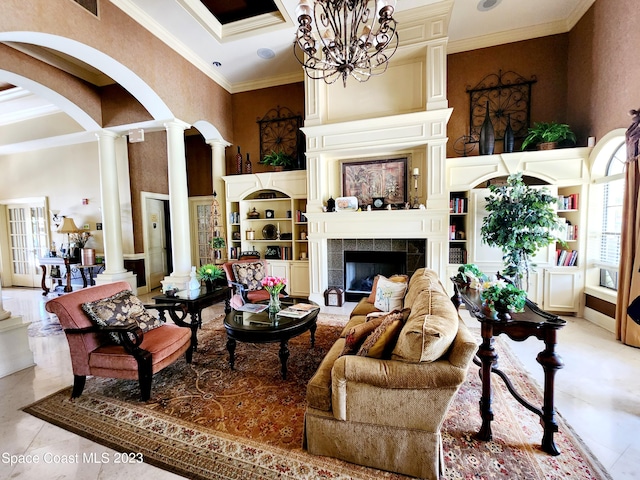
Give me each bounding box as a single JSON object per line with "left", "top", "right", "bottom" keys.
{"left": 521, "top": 122, "right": 576, "bottom": 150}
{"left": 260, "top": 150, "right": 294, "bottom": 171}
{"left": 455, "top": 263, "right": 488, "bottom": 289}
{"left": 197, "top": 264, "right": 224, "bottom": 291}
{"left": 480, "top": 280, "right": 527, "bottom": 320}
{"left": 480, "top": 172, "right": 563, "bottom": 291}
{"left": 210, "top": 237, "right": 226, "bottom": 260}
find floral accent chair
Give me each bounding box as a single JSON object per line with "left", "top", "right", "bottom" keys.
{"left": 222, "top": 259, "right": 287, "bottom": 309}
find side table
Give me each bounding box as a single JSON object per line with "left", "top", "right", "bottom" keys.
{"left": 153, "top": 286, "right": 230, "bottom": 353}
{"left": 451, "top": 279, "right": 566, "bottom": 455}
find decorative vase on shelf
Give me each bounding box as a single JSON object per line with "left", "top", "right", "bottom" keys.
{"left": 245, "top": 153, "right": 252, "bottom": 174}
{"left": 235, "top": 146, "right": 243, "bottom": 174}
{"left": 503, "top": 114, "right": 515, "bottom": 153}
{"left": 479, "top": 101, "right": 495, "bottom": 155}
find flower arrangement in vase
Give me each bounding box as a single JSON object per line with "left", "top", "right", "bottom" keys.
{"left": 455, "top": 263, "right": 488, "bottom": 289}
{"left": 261, "top": 276, "right": 287, "bottom": 313}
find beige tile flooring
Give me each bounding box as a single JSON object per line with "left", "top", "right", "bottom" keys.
{"left": 0, "top": 286, "right": 639, "bottom": 479}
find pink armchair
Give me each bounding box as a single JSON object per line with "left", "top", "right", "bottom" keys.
{"left": 45, "top": 281, "right": 192, "bottom": 401}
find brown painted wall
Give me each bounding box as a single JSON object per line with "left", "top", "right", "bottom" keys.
{"left": 186, "top": 134, "right": 213, "bottom": 196}
{"left": 226, "top": 83, "right": 305, "bottom": 174}
{"left": 128, "top": 132, "right": 169, "bottom": 251}
{"left": 567, "top": 0, "right": 640, "bottom": 142}
{"left": 447, "top": 35, "right": 569, "bottom": 158}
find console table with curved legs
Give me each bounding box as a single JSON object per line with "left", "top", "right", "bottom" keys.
{"left": 451, "top": 279, "right": 566, "bottom": 456}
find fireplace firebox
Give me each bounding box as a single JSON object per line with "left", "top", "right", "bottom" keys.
{"left": 344, "top": 251, "right": 407, "bottom": 302}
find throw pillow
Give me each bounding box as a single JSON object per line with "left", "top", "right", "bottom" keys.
{"left": 232, "top": 261, "right": 266, "bottom": 291}
{"left": 340, "top": 317, "right": 384, "bottom": 356}
{"left": 356, "top": 309, "right": 410, "bottom": 359}
{"left": 82, "top": 290, "right": 163, "bottom": 344}
{"left": 373, "top": 275, "right": 408, "bottom": 312}
{"left": 366, "top": 274, "right": 409, "bottom": 304}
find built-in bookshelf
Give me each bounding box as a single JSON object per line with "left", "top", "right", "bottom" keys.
{"left": 449, "top": 192, "right": 468, "bottom": 264}
{"left": 556, "top": 188, "right": 580, "bottom": 267}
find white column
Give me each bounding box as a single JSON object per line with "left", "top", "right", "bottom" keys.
{"left": 0, "top": 275, "right": 34, "bottom": 377}
{"left": 161, "top": 120, "right": 192, "bottom": 291}
{"left": 94, "top": 131, "right": 137, "bottom": 291}
{"left": 0, "top": 281, "right": 10, "bottom": 320}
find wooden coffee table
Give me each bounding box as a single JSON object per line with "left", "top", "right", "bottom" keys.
{"left": 223, "top": 297, "right": 319, "bottom": 379}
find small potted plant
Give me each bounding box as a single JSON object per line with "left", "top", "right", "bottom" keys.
{"left": 480, "top": 282, "right": 527, "bottom": 320}
{"left": 210, "top": 236, "right": 226, "bottom": 259}
{"left": 197, "top": 264, "right": 224, "bottom": 291}
{"left": 260, "top": 150, "right": 294, "bottom": 171}
{"left": 455, "top": 263, "right": 487, "bottom": 289}
{"left": 521, "top": 122, "right": 576, "bottom": 150}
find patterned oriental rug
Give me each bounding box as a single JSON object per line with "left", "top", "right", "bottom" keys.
{"left": 23, "top": 311, "right": 611, "bottom": 480}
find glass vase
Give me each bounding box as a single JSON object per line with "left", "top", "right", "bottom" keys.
{"left": 268, "top": 290, "right": 281, "bottom": 314}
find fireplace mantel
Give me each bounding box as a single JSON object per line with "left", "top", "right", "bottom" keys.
{"left": 305, "top": 209, "right": 448, "bottom": 304}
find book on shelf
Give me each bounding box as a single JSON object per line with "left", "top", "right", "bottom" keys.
{"left": 557, "top": 193, "right": 579, "bottom": 210}
{"left": 449, "top": 197, "right": 467, "bottom": 214}
{"left": 556, "top": 249, "right": 578, "bottom": 266}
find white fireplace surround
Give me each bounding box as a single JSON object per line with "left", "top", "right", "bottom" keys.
{"left": 298, "top": 2, "right": 453, "bottom": 304}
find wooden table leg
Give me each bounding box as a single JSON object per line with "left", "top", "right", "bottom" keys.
{"left": 279, "top": 340, "right": 290, "bottom": 379}
{"left": 536, "top": 328, "right": 564, "bottom": 455}
{"left": 476, "top": 322, "right": 497, "bottom": 441}
{"left": 226, "top": 337, "right": 236, "bottom": 370}
{"left": 40, "top": 266, "right": 50, "bottom": 296}
{"left": 63, "top": 258, "right": 72, "bottom": 293}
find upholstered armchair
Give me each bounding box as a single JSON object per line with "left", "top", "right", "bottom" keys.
{"left": 45, "top": 281, "right": 193, "bottom": 401}
{"left": 222, "top": 259, "right": 287, "bottom": 308}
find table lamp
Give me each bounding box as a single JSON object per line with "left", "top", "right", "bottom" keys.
{"left": 58, "top": 217, "right": 79, "bottom": 258}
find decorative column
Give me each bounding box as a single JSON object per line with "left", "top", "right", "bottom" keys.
{"left": 208, "top": 139, "right": 230, "bottom": 254}
{"left": 94, "top": 131, "right": 137, "bottom": 290}
{"left": 161, "top": 120, "right": 192, "bottom": 291}
{"left": 0, "top": 277, "right": 35, "bottom": 378}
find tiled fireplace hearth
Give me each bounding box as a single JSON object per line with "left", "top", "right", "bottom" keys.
{"left": 328, "top": 238, "right": 426, "bottom": 300}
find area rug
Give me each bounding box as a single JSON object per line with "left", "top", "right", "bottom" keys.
{"left": 23, "top": 312, "right": 611, "bottom": 480}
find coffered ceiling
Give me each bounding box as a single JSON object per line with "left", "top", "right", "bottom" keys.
{"left": 0, "top": 0, "right": 595, "bottom": 128}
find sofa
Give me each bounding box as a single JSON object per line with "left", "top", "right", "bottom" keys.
{"left": 303, "top": 268, "right": 477, "bottom": 479}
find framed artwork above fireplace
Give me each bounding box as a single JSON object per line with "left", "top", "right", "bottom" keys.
{"left": 342, "top": 157, "right": 408, "bottom": 208}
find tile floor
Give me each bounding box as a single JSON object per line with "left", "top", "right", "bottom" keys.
{"left": 0, "top": 287, "right": 639, "bottom": 479}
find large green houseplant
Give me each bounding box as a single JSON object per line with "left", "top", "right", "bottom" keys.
{"left": 480, "top": 172, "right": 563, "bottom": 290}
{"left": 521, "top": 122, "right": 576, "bottom": 150}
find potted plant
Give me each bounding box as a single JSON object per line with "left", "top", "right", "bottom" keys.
{"left": 480, "top": 281, "right": 527, "bottom": 320}
{"left": 455, "top": 263, "right": 487, "bottom": 289}
{"left": 197, "top": 264, "right": 224, "bottom": 291}
{"left": 260, "top": 150, "right": 294, "bottom": 171}
{"left": 210, "top": 236, "right": 226, "bottom": 260}
{"left": 480, "top": 172, "right": 564, "bottom": 291}
{"left": 521, "top": 122, "right": 576, "bottom": 150}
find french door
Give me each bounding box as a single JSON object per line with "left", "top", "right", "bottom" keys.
{"left": 4, "top": 201, "right": 49, "bottom": 287}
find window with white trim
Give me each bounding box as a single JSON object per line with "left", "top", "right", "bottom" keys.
{"left": 599, "top": 143, "right": 625, "bottom": 290}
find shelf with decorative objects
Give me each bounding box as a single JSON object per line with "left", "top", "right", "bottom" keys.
{"left": 223, "top": 171, "right": 309, "bottom": 295}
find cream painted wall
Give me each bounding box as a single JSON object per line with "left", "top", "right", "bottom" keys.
{"left": 0, "top": 142, "right": 104, "bottom": 274}
{"left": 0, "top": 112, "right": 83, "bottom": 146}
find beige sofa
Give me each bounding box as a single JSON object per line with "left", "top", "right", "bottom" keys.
{"left": 303, "top": 268, "right": 477, "bottom": 479}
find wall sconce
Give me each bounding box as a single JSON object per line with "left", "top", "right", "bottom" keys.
{"left": 412, "top": 168, "right": 420, "bottom": 208}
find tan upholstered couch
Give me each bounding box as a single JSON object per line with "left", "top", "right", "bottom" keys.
{"left": 303, "top": 268, "right": 477, "bottom": 479}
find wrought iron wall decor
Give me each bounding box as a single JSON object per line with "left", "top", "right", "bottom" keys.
{"left": 466, "top": 70, "right": 537, "bottom": 149}
{"left": 257, "top": 106, "right": 303, "bottom": 169}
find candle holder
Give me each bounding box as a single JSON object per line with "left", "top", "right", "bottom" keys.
{"left": 412, "top": 169, "right": 420, "bottom": 208}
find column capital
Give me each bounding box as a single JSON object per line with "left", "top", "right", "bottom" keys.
{"left": 163, "top": 119, "right": 191, "bottom": 131}
{"left": 95, "top": 130, "right": 120, "bottom": 141}
{"left": 207, "top": 139, "right": 232, "bottom": 149}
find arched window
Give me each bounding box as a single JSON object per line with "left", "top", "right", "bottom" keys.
{"left": 599, "top": 142, "right": 625, "bottom": 289}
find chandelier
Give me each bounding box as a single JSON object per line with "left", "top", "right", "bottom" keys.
{"left": 293, "top": 0, "right": 398, "bottom": 87}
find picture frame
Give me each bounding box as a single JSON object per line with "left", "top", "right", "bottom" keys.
{"left": 342, "top": 157, "right": 408, "bottom": 208}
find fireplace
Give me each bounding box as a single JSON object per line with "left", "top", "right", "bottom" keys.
{"left": 344, "top": 251, "right": 406, "bottom": 301}
{"left": 326, "top": 238, "right": 427, "bottom": 302}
